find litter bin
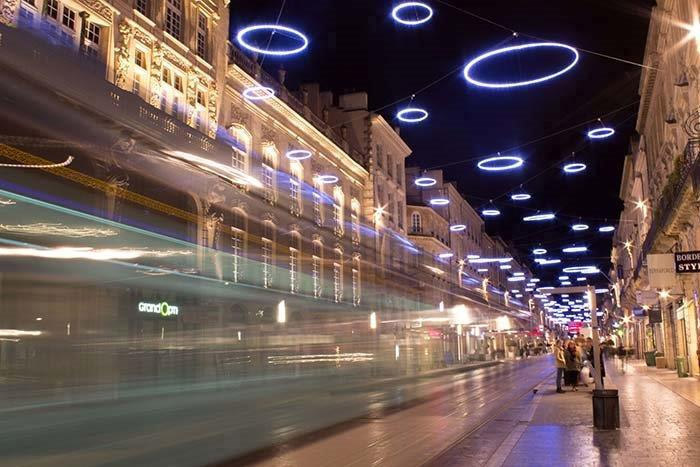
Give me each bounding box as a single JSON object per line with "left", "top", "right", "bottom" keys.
{"left": 592, "top": 389, "right": 620, "bottom": 430}
{"left": 676, "top": 357, "right": 689, "bottom": 377}
{"left": 644, "top": 351, "right": 656, "bottom": 367}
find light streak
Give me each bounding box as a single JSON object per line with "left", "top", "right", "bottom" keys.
{"left": 0, "top": 223, "right": 118, "bottom": 238}
{"left": 166, "top": 150, "right": 262, "bottom": 187}
{"left": 0, "top": 156, "right": 74, "bottom": 169}
{"left": 563, "top": 246, "right": 587, "bottom": 253}
{"left": 0, "top": 247, "right": 192, "bottom": 261}
{"left": 524, "top": 213, "right": 555, "bottom": 221}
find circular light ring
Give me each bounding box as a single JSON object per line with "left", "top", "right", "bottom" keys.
{"left": 532, "top": 248, "right": 547, "bottom": 255}
{"left": 414, "top": 176, "right": 437, "bottom": 187}
{"left": 450, "top": 224, "right": 467, "bottom": 232}
{"left": 397, "top": 107, "right": 429, "bottom": 122}
{"left": 511, "top": 193, "right": 531, "bottom": 201}
{"left": 562, "top": 246, "right": 588, "bottom": 253}
{"left": 563, "top": 162, "right": 586, "bottom": 173}
{"left": 587, "top": 128, "right": 615, "bottom": 139}
{"left": 482, "top": 209, "right": 500, "bottom": 216}
{"left": 242, "top": 86, "right": 275, "bottom": 101}
{"left": 477, "top": 155, "right": 524, "bottom": 171}
{"left": 391, "top": 2, "right": 434, "bottom": 26}
{"left": 463, "top": 42, "right": 579, "bottom": 89}
{"left": 316, "top": 174, "right": 339, "bottom": 184}
{"left": 236, "top": 24, "right": 309, "bottom": 56}
{"left": 285, "top": 149, "right": 312, "bottom": 161}
{"left": 523, "top": 213, "right": 555, "bottom": 222}
{"left": 571, "top": 224, "right": 589, "bottom": 231}
{"left": 430, "top": 197, "right": 449, "bottom": 206}
{"left": 599, "top": 225, "right": 615, "bottom": 232}
{"left": 562, "top": 266, "right": 600, "bottom": 274}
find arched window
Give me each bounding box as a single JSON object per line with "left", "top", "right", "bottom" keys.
{"left": 289, "top": 231, "right": 301, "bottom": 294}
{"left": 411, "top": 212, "right": 422, "bottom": 233}
{"left": 351, "top": 198, "right": 361, "bottom": 245}
{"left": 262, "top": 144, "right": 278, "bottom": 205}
{"left": 312, "top": 239, "right": 323, "bottom": 298}
{"left": 333, "top": 186, "right": 345, "bottom": 237}
{"left": 333, "top": 247, "right": 343, "bottom": 303}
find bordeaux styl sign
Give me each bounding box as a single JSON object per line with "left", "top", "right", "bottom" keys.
{"left": 675, "top": 251, "right": 700, "bottom": 273}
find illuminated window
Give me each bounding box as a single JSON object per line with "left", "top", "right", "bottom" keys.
{"left": 313, "top": 179, "right": 323, "bottom": 226}
{"left": 174, "top": 74, "right": 183, "bottom": 92}
{"left": 312, "top": 241, "right": 322, "bottom": 298}
{"left": 333, "top": 249, "right": 343, "bottom": 303}
{"left": 333, "top": 186, "right": 344, "bottom": 237}
{"left": 82, "top": 22, "right": 101, "bottom": 59}
{"left": 289, "top": 233, "right": 300, "bottom": 294}
{"left": 262, "top": 146, "right": 277, "bottom": 204}
{"left": 18, "top": 3, "right": 34, "bottom": 28}
{"left": 352, "top": 255, "right": 361, "bottom": 306}
{"left": 351, "top": 198, "right": 361, "bottom": 245}
{"left": 196, "top": 12, "right": 208, "bottom": 60}
{"left": 165, "top": 0, "right": 182, "bottom": 39}
{"left": 46, "top": 0, "right": 58, "bottom": 19}
{"left": 61, "top": 5, "right": 74, "bottom": 30}
{"left": 290, "top": 163, "right": 302, "bottom": 216}
{"left": 411, "top": 212, "right": 422, "bottom": 233}
{"left": 231, "top": 209, "right": 246, "bottom": 283}
{"left": 134, "top": 49, "right": 146, "bottom": 69}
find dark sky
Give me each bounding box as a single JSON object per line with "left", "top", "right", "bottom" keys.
{"left": 229, "top": 0, "right": 654, "bottom": 287}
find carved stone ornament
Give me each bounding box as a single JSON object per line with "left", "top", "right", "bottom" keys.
{"left": 229, "top": 106, "right": 250, "bottom": 127}
{"left": 186, "top": 67, "right": 200, "bottom": 127}
{"left": 76, "top": 0, "right": 113, "bottom": 21}
{"left": 0, "top": 0, "right": 19, "bottom": 26}
{"left": 207, "top": 87, "right": 218, "bottom": 139}
{"left": 683, "top": 108, "right": 700, "bottom": 140}
{"left": 261, "top": 124, "right": 276, "bottom": 145}
{"left": 149, "top": 44, "right": 164, "bottom": 108}
{"left": 133, "top": 29, "right": 153, "bottom": 46}
{"left": 114, "top": 21, "right": 134, "bottom": 90}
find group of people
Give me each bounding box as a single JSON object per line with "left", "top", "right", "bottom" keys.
{"left": 554, "top": 337, "right": 605, "bottom": 393}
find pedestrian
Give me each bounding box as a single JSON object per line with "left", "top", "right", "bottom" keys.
{"left": 564, "top": 341, "right": 581, "bottom": 391}
{"left": 585, "top": 337, "right": 605, "bottom": 387}
{"left": 554, "top": 340, "right": 566, "bottom": 393}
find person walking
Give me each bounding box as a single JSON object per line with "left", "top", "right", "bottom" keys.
{"left": 585, "top": 337, "right": 605, "bottom": 388}
{"left": 555, "top": 340, "right": 566, "bottom": 393}
{"left": 564, "top": 341, "right": 582, "bottom": 391}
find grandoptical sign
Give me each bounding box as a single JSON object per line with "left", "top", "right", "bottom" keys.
{"left": 138, "top": 301, "right": 179, "bottom": 317}
{"left": 675, "top": 251, "right": 700, "bottom": 273}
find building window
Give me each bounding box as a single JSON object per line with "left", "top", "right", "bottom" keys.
{"left": 165, "top": 0, "right": 182, "bottom": 39}
{"left": 289, "top": 233, "right": 300, "bottom": 294}
{"left": 333, "top": 186, "right": 344, "bottom": 237}
{"left": 262, "top": 238, "right": 273, "bottom": 288}
{"left": 134, "top": 49, "right": 146, "bottom": 69}
{"left": 290, "top": 163, "right": 302, "bottom": 216}
{"left": 387, "top": 154, "right": 393, "bottom": 177}
{"left": 61, "top": 5, "right": 74, "bottom": 29}
{"left": 132, "top": 73, "right": 143, "bottom": 97}
{"left": 312, "top": 241, "right": 322, "bottom": 298}
{"left": 411, "top": 212, "right": 422, "bottom": 233}
{"left": 262, "top": 146, "right": 276, "bottom": 204}
{"left": 229, "top": 125, "right": 250, "bottom": 175}
{"left": 46, "top": 0, "right": 58, "bottom": 20}
{"left": 134, "top": 0, "right": 148, "bottom": 16}
{"left": 351, "top": 198, "right": 361, "bottom": 246}
{"left": 82, "top": 22, "right": 101, "bottom": 59}
{"left": 18, "top": 3, "right": 35, "bottom": 28}
{"left": 333, "top": 249, "right": 343, "bottom": 303}
{"left": 196, "top": 12, "right": 208, "bottom": 60}
{"left": 313, "top": 180, "right": 323, "bottom": 226}
{"left": 352, "top": 255, "right": 361, "bottom": 306}
{"left": 231, "top": 210, "right": 246, "bottom": 283}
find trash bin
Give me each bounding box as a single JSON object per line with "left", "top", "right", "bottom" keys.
{"left": 676, "top": 357, "right": 689, "bottom": 377}
{"left": 592, "top": 389, "right": 620, "bottom": 430}
{"left": 644, "top": 351, "right": 656, "bottom": 367}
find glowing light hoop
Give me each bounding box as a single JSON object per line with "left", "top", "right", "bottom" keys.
{"left": 532, "top": 248, "right": 547, "bottom": 255}
{"left": 450, "top": 224, "right": 467, "bottom": 232}
{"left": 286, "top": 149, "right": 312, "bottom": 161}
{"left": 242, "top": 86, "right": 275, "bottom": 101}
{"left": 414, "top": 176, "right": 437, "bottom": 187}
{"left": 571, "top": 224, "right": 589, "bottom": 231}
{"left": 599, "top": 226, "right": 615, "bottom": 232}
{"left": 587, "top": 128, "right": 615, "bottom": 139}
{"left": 482, "top": 209, "right": 500, "bottom": 216}
{"left": 511, "top": 193, "right": 531, "bottom": 201}
{"left": 236, "top": 24, "right": 309, "bottom": 56}
{"left": 397, "top": 107, "right": 429, "bottom": 122}
{"left": 477, "top": 155, "right": 524, "bottom": 171}
{"left": 563, "top": 162, "right": 586, "bottom": 173}
{"left": 523, "top": 213, "right": 555, "bottom": 222}
{"left": 391, "top": 2, "right": 434, "bottom": 25}
{"left": 463, "top": 42, "right": 579, "bottom": 89}
{"left": 430, "top": 197, "right": 449, "bottom": 206}
{"left": 316, "top": 175, "right": 338, "bottom": 184}
{"left": 562, "top": 266, "right": 600, "bottom": 274}
{"left": 563, "top": 246, "right": 588, "bottom": 253}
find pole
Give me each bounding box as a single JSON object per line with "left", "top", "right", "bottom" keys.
{"left": 588, "top": 285, "right": 603, "bottom": 390}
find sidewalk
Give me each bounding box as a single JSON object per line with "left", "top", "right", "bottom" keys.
{"left": 432, "top": 356, "right": 700, "bottom": 466}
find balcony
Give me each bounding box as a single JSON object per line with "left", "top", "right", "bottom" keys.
{"left": 227, "top": 43, "right": 365, "bottom": 167}
{"left": 635, "top": 140, "right": 700, "bottom": 277}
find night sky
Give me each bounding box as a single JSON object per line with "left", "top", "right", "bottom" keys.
{"left": 229, "top": 0, "right": 654, "bottom": 287}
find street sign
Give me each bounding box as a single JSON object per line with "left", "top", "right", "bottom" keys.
{"left": 648, "top": 254, "right": 676, "bottom": 285}
{"left": 648, "top": 305, "right": 662, "bottom": 324}
{"left": 675, "top": 251, "right": 700, "bottom": 273}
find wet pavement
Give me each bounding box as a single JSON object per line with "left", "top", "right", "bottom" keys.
{"left": 434, "top": 356, "right": 700, "bottom": 467}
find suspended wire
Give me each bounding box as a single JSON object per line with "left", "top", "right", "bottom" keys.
{"left": 432, "top": 0, "right": 658, "bottom": 70}
{"left": 259, "top": 0, "right": 288, "bottom": 67}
